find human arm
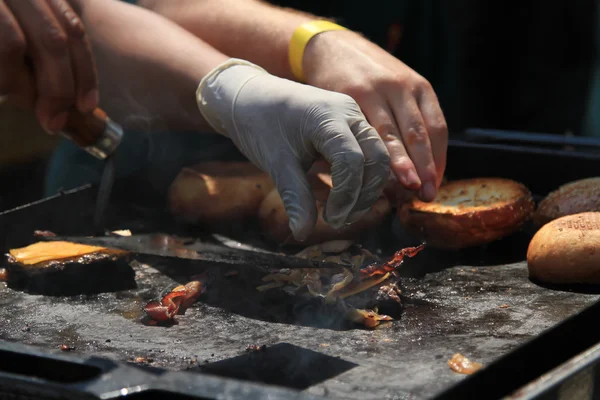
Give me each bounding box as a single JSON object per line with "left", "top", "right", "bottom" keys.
{"left": 139, "top": 0, "right": 448, "bottom": 201}
{"left": 138, "top": 0, "right": 310, "bottom": 80}
{"left": 64, "top": 0, "right": 394, "bottom": 240}
{"left": 78, "top": 0, "right": 392, "bottom": 237}
{"left": 2, "top": 0, "right": 391, "bottom": 239}
{"left": 69, "top": 0, "right": 232, "bottom": 132}
{"left": 1, "top": 0, "right": 230, "bottom": 133}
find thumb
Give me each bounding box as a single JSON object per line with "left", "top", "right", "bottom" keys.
{"left": 271, "top": 161, "right": 318, "bottom": 242}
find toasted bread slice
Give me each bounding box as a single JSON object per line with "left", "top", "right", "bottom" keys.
{"left": 397, "top": 178, "right": 534, "bottom": 249}
{"left": 533, "top": 177, "right": 600, "bottom": 227}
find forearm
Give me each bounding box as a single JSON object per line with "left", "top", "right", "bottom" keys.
{"left": 139, "top": 0, "right": 320, "bottom": 80}
{"left": 75, "top": 0, "right": 229, "bottom": 132}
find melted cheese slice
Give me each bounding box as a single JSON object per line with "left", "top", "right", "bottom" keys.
{"left": 9, "top": 241, "right": 121, "bottom": 265}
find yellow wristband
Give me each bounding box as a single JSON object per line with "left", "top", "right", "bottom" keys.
{"left": 288, "top": 20, "right": 347, "bottom": 82}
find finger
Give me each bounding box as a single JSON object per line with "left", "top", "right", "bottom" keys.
{"left": 9, "top": 66, "right": 37, "bottom": 111}
{"left": 271, "top": 159, "right": 319, "bottom": 242}
{"left": 347, "top": 118, "right": 390, "bottom": 222}
{"left": 0, "top": 1, "right": 27, "bottom": 95}
{"left": 390, "top": 93, "right": 438, "bottom": 202}
{"left": 46, "top": 0, "right": 98, "bottom": 113}
{"left": 310, "top": 122, "right": 364, "bottom": 229}
{"left": 418, "top": 88, "right": 448, "bottom": 187}
{"left": 7, "top": 0, "right": 75, "bottom": 132}
{"left": 364, "top": 97, "right": 421, "bottom": 191}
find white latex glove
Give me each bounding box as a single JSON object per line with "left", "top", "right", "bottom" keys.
{"left": 196, "top": 59, "right": 390, "bottom": 241}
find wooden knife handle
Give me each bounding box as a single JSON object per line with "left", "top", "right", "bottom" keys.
{"left": 60, "top": 107, "right": 124, "bottom": 160}
{"left": 62, "top": 108, "right": 108, "bottom": 147}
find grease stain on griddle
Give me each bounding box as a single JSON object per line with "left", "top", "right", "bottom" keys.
{"left": 55, "top": 324, "right": 80, "bottom": 351}
{"left": 120, "top": 307, "right": 145, "bottom": 321}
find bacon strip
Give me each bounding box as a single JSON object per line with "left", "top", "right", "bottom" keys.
{"left": 347, "top": 308, "right": 393, "bottom": 328}
{"left": 338, "top": 272, "right": 391, "bottom": 299}
{"left": 448, "top": 353, "right": 483, "bottom": 374}
{"left": 144, "top": 280, "right": 206, "bottom": 322}
{"left": 360, "top": 242, "right": 426, "bottom": 277}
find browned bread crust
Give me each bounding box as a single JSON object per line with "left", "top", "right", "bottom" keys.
{"left": 397, "top": 178, "right": 534, "bottom": 249}
{"left": 533, "top": 177, "right": 600, "bottom": 227}
{"left": 527, "top": 212, "right": 600, "bottom": 284}
{"left": 167, "top": 161, "right": 275, "bottom": 224}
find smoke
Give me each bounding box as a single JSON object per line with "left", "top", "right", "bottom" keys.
{"left": 107, "top": 91, "right": 169, "bottom": 134}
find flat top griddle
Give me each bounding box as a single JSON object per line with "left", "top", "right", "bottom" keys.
{"left": 2, "top": 137, "right": 600, "bottom": 399}
{"left": 1, "top": 246, "right": 598, "bottom": 400}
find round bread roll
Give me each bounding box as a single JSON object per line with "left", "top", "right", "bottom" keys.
{"left": 533, "top": 177, "right": 600, "bottom": 227}
{"left": 257, "top": 168, "right": 391, "bottom": 246}
{"left": 397, "top": 178, "right": 534, "bottom": 250}
{"left": 527, "top": 212, "right": 600, "bottom": 284}
{"left": 167, "top": 161, "right": 275, "bottom": 224}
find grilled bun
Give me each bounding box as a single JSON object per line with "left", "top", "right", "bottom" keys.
{"left": 258, "top": 165, "right": 391, "bottom": 246}
{"left": 398, "top": 178, "right": 534, "bottom": 250}
{"left": 533, "top": 177, "right": 600, "bottom": 227}
{"left": 527, "top": 212, "right": 600, "bottom": 284}
{"left": 168, "top": 161, "right": 275, "bottom": 224}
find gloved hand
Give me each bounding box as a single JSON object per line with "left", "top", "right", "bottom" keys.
{"left": 196, "top": 59, "right": 390, "bottom": 241}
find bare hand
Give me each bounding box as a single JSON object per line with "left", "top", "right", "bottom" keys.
{"left": 303, "top": 30, "right": 448, "bottom": 202}
{"left": 0, "top": 0, "right": 98, "bottom": 133}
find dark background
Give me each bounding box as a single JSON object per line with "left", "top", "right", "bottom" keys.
{"left": 271, "top": 0, "right": 598, "bottom": 134}
{"left": 1, "top": 0, "right": 597, "bottom": 212}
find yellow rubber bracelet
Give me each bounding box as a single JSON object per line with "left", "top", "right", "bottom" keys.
{"left": 288, "top": 20, "right": 347, "bottom": 82}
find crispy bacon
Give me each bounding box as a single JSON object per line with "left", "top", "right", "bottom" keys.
{"left": 347, "top": 308, "right": 393, "bottom": 328}
{"left": 144, "top": 301, "right": 176, "bottom": 322}
{"left": 246, "top": 344, "right": 267, "bottom": 352}
{"left": 448, "top": 353, "right": 483, "bottom": 374}
{"left": 144, "top": 280, "right": 206, "bottom": 323}
{"left": 133, "top": 356, "right": 153, "bottom": 364}
{"left": 338, "top": 272, "right": 391, "bottom": 299}
{"left": 360, "top": 242, "right": 426, "bottom": 277}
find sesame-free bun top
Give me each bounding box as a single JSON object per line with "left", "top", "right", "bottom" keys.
{"left": 533, "top": 177, "right": 600, "bottom": 227}
{"left": 527, "top": 212, "right": 600, "bottom": 284}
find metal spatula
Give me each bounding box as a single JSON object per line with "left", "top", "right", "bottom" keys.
{"left": 40, "top": 233, "right": 350, "bottom": 270}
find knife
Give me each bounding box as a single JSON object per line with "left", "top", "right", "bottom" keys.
{"left": 18, "top": 56, "right": 124, "bottom": 234}
{"left": 60, "top": 108, "right": 124, "bottom": 234}
{"left": 40, "top": 234, "right": 351, "bottom": 270}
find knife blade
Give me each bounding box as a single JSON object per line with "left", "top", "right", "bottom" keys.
{"left": 59, "top": 108, "right": 124, "bottom": 234}
{"left": 40, "top": 234, "right": 351, "bottom": 270}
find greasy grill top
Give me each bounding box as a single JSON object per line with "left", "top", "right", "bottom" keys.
{"left": 2, "top": 141, "right": 600, "bottom": 399}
